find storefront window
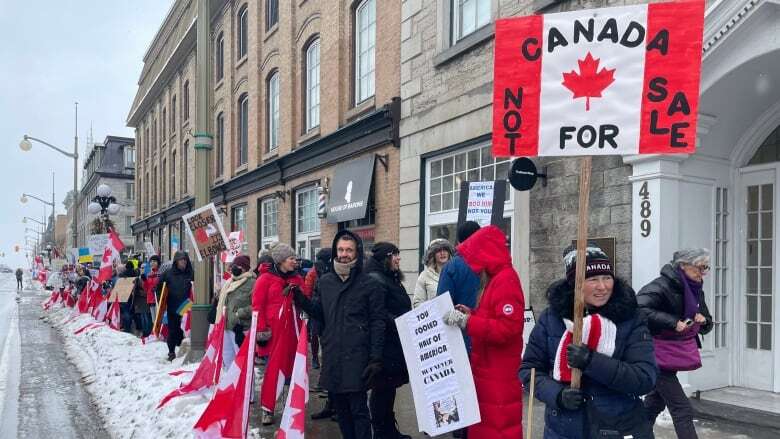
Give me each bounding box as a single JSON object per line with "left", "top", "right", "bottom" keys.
{"left": 296, "top": 186, "right": 320, "bottom": 260}
{"left": 231, "top": 204, "right": 248, "bottom": 253}
{"left": 260, "top": 198, "right": 279, "bottom": 249}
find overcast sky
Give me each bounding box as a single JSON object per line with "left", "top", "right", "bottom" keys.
{"left": 0, "top": 0, "right": 172, "bottom": 269}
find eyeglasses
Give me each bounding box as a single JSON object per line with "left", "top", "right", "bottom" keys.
{"left": 692, "top": 264, "right": 710, "bottom": 273}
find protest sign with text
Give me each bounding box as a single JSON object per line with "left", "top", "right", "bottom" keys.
{"left": 492, "top": 0, "right": 704, "bottom": 157}
{"left": 396, "top": 293, "right": 480, "bottom": 436}
{"left": 182, "top": 203, "right": 229, "bottom": 262}
{"left": 457, "top": 180, "right": 507, "bottom": 228}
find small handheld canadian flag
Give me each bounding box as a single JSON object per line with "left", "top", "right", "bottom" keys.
{"left": 275, "top": 323, "right": 309, "bottom": 439}
{"left": 97, "top": 228, "right": 125, "bottom": 283}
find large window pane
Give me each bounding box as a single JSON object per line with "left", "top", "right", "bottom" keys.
{"left": 306, "top": 40, "right": 321, "bottom": 131}
{"left": 355, "top": 0, "right": 376, "bottom": 103}
{"left": 268, "top": 72, "right": 280, "bottom": 151}
{"left": 454, "top": 0, "right": 491, "bottom": 43}
{"left": 238, "top": 95, "right": 249, "bottom": 166}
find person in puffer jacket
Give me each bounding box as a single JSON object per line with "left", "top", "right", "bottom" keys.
{"left": 520, "top": 243, "right": 657, "bottom": 439}
{"left": 442, "top": 225, "right": 525, "bottom": 439}
{"left": 413, "top": 238, "right": 454, "bottom": 308}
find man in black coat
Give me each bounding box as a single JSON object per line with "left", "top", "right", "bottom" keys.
{"left": 157, "top": 251, "right": 194, "bottom": 361}
{"left": 365, "top": 242, "right": 412, "bottom": 439}
{"left": 292, "top": 230, "right": 386, "bottom": 439}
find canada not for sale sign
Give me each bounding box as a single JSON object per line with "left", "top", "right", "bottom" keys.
{"left": 492, "top": 0, "right": 704, "bottom": 157}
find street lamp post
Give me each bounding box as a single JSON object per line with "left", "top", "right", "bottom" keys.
{"left": 20, "top": 102, "right": 79, "bottom": 249}
{"left": 23, "top": 217, "right": 45, "bottom": 226}
{"left": 87, "top": 183, "right": 121, "bottom": 233}
{"left": 45, "top": 244, "right": 52, "bottom": 265}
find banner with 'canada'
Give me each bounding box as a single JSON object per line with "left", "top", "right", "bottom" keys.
{"left": 492, "top": 0, "right": 704, "bottom": 157}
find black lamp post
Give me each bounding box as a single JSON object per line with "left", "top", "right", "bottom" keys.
{"left": 87, "top": 184, "right": 120, "bottom": 233}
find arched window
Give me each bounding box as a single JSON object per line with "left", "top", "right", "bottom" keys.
{"left": 267, "top": 71, "right": 280, "bottom": 151}
{"left": 305, "top": 38, "right": 321, "bottom": 131}
{"left": 183, "top": 81, "right": 190, "bottom": 121}
{"left": 748, "top": 125, "right": 780, "bottom": 165}
{"left": 266, "top": 0, "right": 279, "bottom": 31}
{"left": 216, "top": 112, "right": 224, "bottom": 177}
{"left": 238, "top": 5, "right": 249, "bottom": 60}
{"left": 182, "top": 140, "right": 189, "bottom": 194}
{"left": 238, "top": 94, "right": 249, "bottom": 166}
{"left": 171, "top": 151, "right": 177, "bottom": 201}
{"left": 355, "top": 0, "right": 376, "bottom": 104}
{"left": 215, "top": 32, "right": 225, "bottom": 81}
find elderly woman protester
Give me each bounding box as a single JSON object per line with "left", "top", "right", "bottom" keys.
{"left": 520, "top": 243, "right": 657, "bottom": 439}
{"left": 412, "top": 239, "right": 455, "bottom": 308}
{"left": 637, "top": 248, "right": 713, "bottom": 439}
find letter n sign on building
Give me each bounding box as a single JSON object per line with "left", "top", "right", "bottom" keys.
{"left": 492, "top": 0, "right": 704, "bottom": 157}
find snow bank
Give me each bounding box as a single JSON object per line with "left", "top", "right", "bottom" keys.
{"left": 44, "top": 304, "right": 206, "bottom": 439}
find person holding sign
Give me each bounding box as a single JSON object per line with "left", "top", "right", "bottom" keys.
{"left": 637, "top": 249, "right": 713, "bottom": 439}
{"left": 441, "top": 225, "right": 525, "bottom": 439}
{"left": 520, "top": 244, "right": 657, "bottom": 439}
{"left": 156, "top": 251, "right": 194, "bottom": 361}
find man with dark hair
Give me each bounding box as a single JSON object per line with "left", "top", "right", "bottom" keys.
{"left": 157, "top": 251, "right": 194, "bottom": 361}
{"left": 437, "top": 221, "right": 481, "bottom": 312}
{"left": 291, "top": 231, "right": 386, "bottom": 439}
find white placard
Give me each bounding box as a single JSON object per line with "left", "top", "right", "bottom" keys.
{"left": 395, "top": 293, "right": 480, "bottom": 436}
{"left": 182, "top": 203, "right": 229, "bottom": 262}
{"left": 466, "top": 181, "right": 495, "bottom": 226}
{"left": 522, "top": 308, "right": 536, "bottom": 356}
{"left": 144, "top": 241, "right": 156, "bottom": 256}
{"left": 88, "top": 234, "right": 109, "bottom": 256}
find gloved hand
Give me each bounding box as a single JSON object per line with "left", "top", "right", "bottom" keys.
{"left": 566, "top": 343, "right": 593, "bottom": 370}
{"left": 282, "top": 284, "right": 299, "bottom": 297}
{"left": 557, "top": 387, "right": 586, "bottom": 411}
{"left": 362, "top": 361, "right": 383, "bottom": 387}
{"left": 442, "top": 309, "right": 469, "bottom": 329}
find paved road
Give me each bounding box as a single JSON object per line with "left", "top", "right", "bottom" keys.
{"left": 13, "top": 279, "right": 109, "bottom": 438}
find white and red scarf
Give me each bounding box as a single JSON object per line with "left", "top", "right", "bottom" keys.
{"left": 553, "top": 314, "right": 617, "bottom": 383}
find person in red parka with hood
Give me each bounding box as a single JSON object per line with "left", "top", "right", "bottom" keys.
{"left": 442, "top": 225, "right": 525, "bottom": 439}
{"left": 251, "top": 242, "right": 306, "bottom": 425}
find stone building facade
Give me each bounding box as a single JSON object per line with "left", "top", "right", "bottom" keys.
{"left": 130, "top": 0, "right": 401, "bottom": 264}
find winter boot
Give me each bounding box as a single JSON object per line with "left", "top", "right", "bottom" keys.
{"left": 167, "top": 352, "right": 176, "bottom": 362}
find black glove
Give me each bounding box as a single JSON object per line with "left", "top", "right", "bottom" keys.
{"left": 557, "top": 387, "right": 586, "bottom": 411}
{"left": 282, "top": 284, "right": 299, "bottom": 297}
{"left": 362, "top": 361, "right": 383, "bottom": 387}
{"left": 566, "top": 343, "right": 593, "bottom": 370}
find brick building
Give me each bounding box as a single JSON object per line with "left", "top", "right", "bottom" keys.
{"left": 129, "top": 0, "right": 401, "bottom": 263}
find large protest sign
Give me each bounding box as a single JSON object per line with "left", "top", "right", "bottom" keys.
{"left": 456, "top": 180, "right": 507, "bottom": 228}
{"left": 109, "top": 277, "right": 136, "bottom": 303}
{"left": 182, "top": 203, "right": 229, "bottom": 262}
{"left": 221, "top": 231, "right": 244, "bottom": 264}
{"left": 396, "top": 293, "right": 480, "bottom": 436}
{"left": 88, "top": 234, "right": 109, "bottom": 257}
{"left": 492, "top": 1, "right": 704, "bottom": 157}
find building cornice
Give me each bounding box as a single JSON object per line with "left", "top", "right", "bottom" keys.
{"left": 131, "top": 197, "right": 195, "bottom": 235}
{"left": 703, "top": 0, "right": 761, "bottom": 54}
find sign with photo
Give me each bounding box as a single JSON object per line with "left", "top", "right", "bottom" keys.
{"left": 456, "top": 180, "right": 507, "bottom": 228}
{"left": 182, "top": 203, "right": 229, "bottom": 262}
{"left": 492, "top": 1, "right": 704, "bottom": 157}
{"left": 221, "top": 231, "right": 244, "bottom": 264}
{"left": 396, "top": 293, "right": 480, "bottom": 436}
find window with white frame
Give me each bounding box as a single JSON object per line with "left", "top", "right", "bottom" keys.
{"left": 297, "top": 187, "right": 320, "bottom": 234}
{"left": 124, "top": 146, "right": 135, "bottom": 167}
{"left": 261, "top": 198, "right": 279, "bottom": 248}
{"left": 714, "top": 187, "right": 729, "bottom": 348}
{"left": 267, "top": 72, "right": 280, "bottom": 152}
{"left": 452, "top": 0, "right": 491, "bottom": 43}
{"left": 126, "top": 182, "right": 135, "bottom": 200}
{"left": 306, "top": 39, "right": 320, "bottom": 131}
{"left": 126, "top": 216, "right": 134, "bottom": 235}
{"left": 355, "top": 0, "right": 376, "bottom": 104}
{"left": 215, "top": 33, "right": 224, "bottom": 82}
{"left": 238, "top": 5, "right": 249, "bottom": 60}
{"left": 231, "top": 204, "right": 248, "bottom": 253}
{"left": 266, "top": 0, "right": 279, "bottom": 31}
{"left": 215, "top": 112, "right": 224, "bottom": 177}
{"left": 426, "top": 143, "right": 513, "bottom": 246}
{"left": 238, "top": 94, "right": 249, "bottom": 166}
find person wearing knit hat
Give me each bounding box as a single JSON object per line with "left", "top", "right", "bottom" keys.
{"left": 270, "top": 242, "right": 296, "bottom": 266}
{"left": 370, "top": 241, "right": 399, "bottom": 261}
{"left": 520, "top": 241, "right": 656, "bottom": 439}
{"left": 413, "top": 239, "right": 455, "bottom": 308}
{"left": 215, "top": 253, "right": 257, "bottom": 370}
{"left": 232, "top": 255, "right": 252, "bottom": 273}
{"left": 562, "top": 242, "right": 615, "bottom": 285}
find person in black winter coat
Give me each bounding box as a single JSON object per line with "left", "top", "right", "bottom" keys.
{"left": 365, "top": 242, "right": 412, "bottom": 439}
{"left": 157, "top": 251, "right": 194, "bottom": 361}
{"left": 637, "top": 248, "right": 713, "bottom": 439}
{"left": 292, "top": 230, "right": 386, "bottom": 439}
{"left": 520, "top": 244, "right": 657, "bottom": 439}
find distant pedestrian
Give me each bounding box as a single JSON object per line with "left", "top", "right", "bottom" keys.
{"left": 215, "top": 255, "right": 256, "bottom": 368}
{"left": 126, "top": 263, "right": 151, "bottom": 337}
{"left": 638, "top": 248, "right": 714, "bottom": 439}
{"left": 520, "top": 243, "right": 656, "bottom": 439}
{"left": 15, "top": 268, "right": 23, "bottom": 289}
{"left": 443, "top": 225, "right": 525, "bottom": 439}
{"left": 365, "top": 242, "right": 412, "bottom": 439}
{"left": 157, "top": 251, "right": 194, "bottom": 361}
{"left": 413, "top": 239, "right": 454, "bottom": 308}
{"left": 120, "top": 261, "right": 138, "bottom": 333}
{"left": 143, "top": 255, "right": 161, "bottom": 320}
{"left": 291, "top": 230, "right": 386, "bottom": 439}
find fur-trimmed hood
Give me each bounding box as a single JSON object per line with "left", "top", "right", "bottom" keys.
{"left": 546, "top": 277, "right": 638, "bottom": 323}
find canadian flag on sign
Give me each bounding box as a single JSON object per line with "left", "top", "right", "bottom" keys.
{"left": 97, "top": 228, "right": 125, "bottom": 283}
{"left": 492, "top": 0, "right": 704, "bottom": 157}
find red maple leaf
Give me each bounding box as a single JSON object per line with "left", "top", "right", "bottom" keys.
{"left": 561, "top": 52, "right": 615, "bottom": 111}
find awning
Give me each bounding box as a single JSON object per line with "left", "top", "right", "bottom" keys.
{"left": 326, "top": 155, "right": 375, "bottom": 224}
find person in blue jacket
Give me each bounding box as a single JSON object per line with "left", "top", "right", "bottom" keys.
{"left": 520, "top": 244, "right": 657, "bottom": 439}
{"left": 436, "top": 221, "right": 481, "bottom": 309}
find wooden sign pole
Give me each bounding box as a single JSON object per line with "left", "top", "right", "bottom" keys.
{"left": 570, "top": 156, "right": 592, "bottom": 389}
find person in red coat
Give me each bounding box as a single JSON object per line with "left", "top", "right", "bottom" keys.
{"left": 251, "top": 242, "right": 305, "bottom": 425}
{"left": 442, "top": 225, "right": 525, "bottom": 439}
{"left": 142, "top": 255, "right": 161, "bottom": 320}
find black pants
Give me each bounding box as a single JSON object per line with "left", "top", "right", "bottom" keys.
{"left": 166, "top": 310, "right": 183, "bottom": 355}
{"left": 331, "top": 391, "right": 371, "bottom": 439}
{"left": 644, "top": 370, "right": 698, "bottom": 439}
{"left": 16, "top": 279, "right": 22, "bottom": 289}
{"left": 369, "top": 386, "right": 399, "bottom": 438}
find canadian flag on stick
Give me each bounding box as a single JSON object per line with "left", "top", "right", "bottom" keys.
{"left": 97, "top": 228, "right": 125, "bottom": 283}
{"left": 193, "top": 311, "right": 258, "bottom": 439}
{"left": 106, "top": 296, "right": 121, "bottom": 330}
{"left": 275, "top": 323, "right": 309, "bottom": 439}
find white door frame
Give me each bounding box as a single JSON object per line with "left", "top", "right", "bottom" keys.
{"left": 736, "top": 163, "right": 779, "bottom": 392}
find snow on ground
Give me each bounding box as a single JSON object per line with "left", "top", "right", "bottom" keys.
{"left": 42, "top": 297, "right": 206, "bottom": 439}
{"left": 0, "top": 275, "right": 21, "bottom": 439}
